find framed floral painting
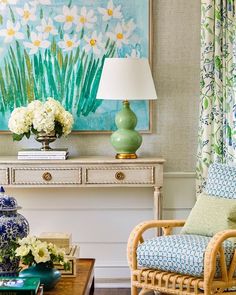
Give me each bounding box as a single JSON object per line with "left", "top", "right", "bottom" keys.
{"left": 0, "top": 0, "right": 152, "bottom": 133}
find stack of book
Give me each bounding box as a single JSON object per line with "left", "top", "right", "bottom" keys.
{"left": 18, "top": 149, "right": 68, "bottom": 160}
{"left": 0, "top": 277, "right": 43, "bottom": 294}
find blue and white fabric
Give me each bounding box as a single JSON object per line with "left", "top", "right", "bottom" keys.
{"left": 204, "top": 163, "right": 236, "bottom": 199}
{"left": 137, "top": 235, "right": 234, "bottom": 277}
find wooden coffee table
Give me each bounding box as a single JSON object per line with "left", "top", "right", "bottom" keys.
{"left": 45, "top": 259, "right": 95, "bottom": 295}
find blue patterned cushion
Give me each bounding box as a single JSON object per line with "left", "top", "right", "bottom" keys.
{"left": 204, "top": 163, "right": 236, "bottom": 199}
{"left": 137, "top": 235, "right": 234, "bottom": 277}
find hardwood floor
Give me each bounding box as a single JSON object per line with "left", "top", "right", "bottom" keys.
{"left": 94, "top": 289, "right": 131, "bottom": 295}
{"left": 94, "top": 289, "right": 155, "bottom": 294}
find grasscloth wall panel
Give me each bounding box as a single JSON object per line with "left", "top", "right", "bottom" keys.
{"left": 0, "top": 0, "right": 200, "bottom": 287}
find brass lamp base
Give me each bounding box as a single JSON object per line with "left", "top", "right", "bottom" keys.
{"left": 116, "top": 153, "right": 137, "bottom": 159}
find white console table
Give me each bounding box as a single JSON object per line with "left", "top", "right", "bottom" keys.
{"left": 0, "top": 156, "right": 165, "bottom": 220}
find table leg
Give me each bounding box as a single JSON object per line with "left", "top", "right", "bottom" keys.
{"left": 89, "top": 277, "right": 94, "bottom": 295}
{"left": 154, "top": 186, "right": 162, "bottom": 235}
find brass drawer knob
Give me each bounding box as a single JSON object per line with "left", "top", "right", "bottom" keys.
{"left": 115, "top": 171, "right": 125, "bottom": 181}
{"left": 42, "top": 172, "right": 52, "bottom": 181}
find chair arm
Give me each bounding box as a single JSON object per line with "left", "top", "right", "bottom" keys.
{"left": 127, "top": 219, "right": 186, "bottom": 269}
{"left": 204, "top": 230, "right": 236, "bottom": 289}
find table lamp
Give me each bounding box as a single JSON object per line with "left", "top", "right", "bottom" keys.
{"left": 96, "top": 58, "right": 157, "bottom": 159}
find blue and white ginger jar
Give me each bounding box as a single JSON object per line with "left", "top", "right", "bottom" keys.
{"left": 0, "top": 186, "right": 29, "bottom": 276}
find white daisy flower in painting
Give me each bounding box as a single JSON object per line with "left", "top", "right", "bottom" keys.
{"left": 107, "top": 23, "right": 130, "bottom": 48}
{"left": 0, "top": 21, "right": 24, "bottom": 43}
{"left": 36, "top": 18, "right": 57, "bottom": 38}
{"left": 98, "top": 0, "right": 122, "bottom": 21}
{"left": 24, "top": 32, "right": 50, "bottom": 55}
{"left": 76, "top": 7, "right": 97, "bottom": 32}
{"left": 83, "top": 31, "right": 104, "bottom": 56}
{"left": 16, "top": 3, "right": 36, "bottom": 25}
{"left": 54, "top": 5, "right": 77, "bottom": 31}
{"left": 0, "top": 0, "right": 18, "bottom": 11}
{"left": 58, "top": 34, "right": 79, "bottom": 52}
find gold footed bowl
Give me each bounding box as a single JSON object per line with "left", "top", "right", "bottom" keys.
{"left": 35, "top": 131, "right": 57, "bottom": 151}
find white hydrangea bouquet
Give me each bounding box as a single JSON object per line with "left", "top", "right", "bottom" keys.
{"left": 15, "top": 236, "right": 70, "bottom": 270}
{"left": 8, "top": 98, "right": 74, "bottom": 141}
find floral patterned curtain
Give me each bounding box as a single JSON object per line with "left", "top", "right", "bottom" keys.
{"left": 196, "top": 0, "right": 236, "bottom": 192}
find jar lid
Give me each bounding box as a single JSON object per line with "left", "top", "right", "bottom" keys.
{"left": 0, "top": 186, "right": 21, "bottom": 211}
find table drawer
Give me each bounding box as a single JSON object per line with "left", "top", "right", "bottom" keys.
{"left": 0, "top": 168, "right": 9, "bottom": 185}
{"left": 85, "top": 166, "right": 154, "bottom": 184}
{"left": 11, "top": 167, "right": 82, "bottom": 185}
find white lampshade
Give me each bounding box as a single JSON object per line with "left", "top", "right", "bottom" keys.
{"left": 96, "top": 58, "right": 157, "bottom": 100}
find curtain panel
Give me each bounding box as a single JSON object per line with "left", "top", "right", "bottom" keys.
{"left": 196, "top": 0, "right": 236, "bottom": 192}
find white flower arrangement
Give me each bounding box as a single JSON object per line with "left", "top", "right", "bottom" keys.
{"left": 8, "top": 98, "right": 74, "bottom": 141}
{"left": 15, "top": 236, "right": 70, "bottom": 270}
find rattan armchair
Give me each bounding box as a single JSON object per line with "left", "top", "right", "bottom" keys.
{"left": 127, "top": 163, "right": 236, "bottom": 295}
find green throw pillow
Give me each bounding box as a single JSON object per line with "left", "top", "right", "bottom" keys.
{"left": 181, "top": 193, "right": 236, "bottom": 236}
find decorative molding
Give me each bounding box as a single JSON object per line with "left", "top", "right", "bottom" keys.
{"left": 164, "top": 208, "right": 192, "bottom": 211}
{"left": 76, "top": 241, "right": 127, "bottom": 245}
{"left": 0, "top": 168, "right": 9, "bottom": 185}
{"left": 164, "top": 172, "right": 196, "bottom": 178}
{"left": 11, "top": 167, "right": 82, "bottom": 185}
{"left": 85, "top": 166, "right": 155, "bottom": 185}
{"left": 95, "top": 278, "right": 131, "bottom": 289}
{"left": 95, "top": 260, "right": 128, "bottom": 268}
{"left": 95, "top": 261, "right": 130, "bottom": 288}
{"left": 21, "top": 208, "right": 153, "bottom": 212}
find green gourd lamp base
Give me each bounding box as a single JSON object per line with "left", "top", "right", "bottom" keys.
{"left": 111, "top": 100, "right": 142, "bottom": 159}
